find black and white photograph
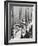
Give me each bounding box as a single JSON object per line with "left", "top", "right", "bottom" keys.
{"left": 4, "top": 1, "right": 37, "bottom": 45}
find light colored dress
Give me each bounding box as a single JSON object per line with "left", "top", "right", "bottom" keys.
{"left": 13, "top": 26, "right": 21, "bottom": 39}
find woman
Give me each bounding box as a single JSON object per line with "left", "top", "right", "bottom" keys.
{"left": 25, "top": 22, "right": 32, "bottom": 38}
{"left": 13, "top": 24, "right": 22, "bottom": 39}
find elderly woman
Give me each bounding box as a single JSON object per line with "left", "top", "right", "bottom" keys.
{"left": 21, "top": 24, "right": 26, "bottom": 38}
